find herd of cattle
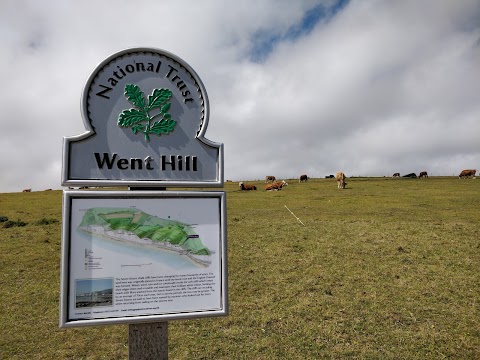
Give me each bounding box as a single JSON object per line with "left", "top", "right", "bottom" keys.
{"left": 394, "top": 171, "right": 429, "bottom": 178}
{"left": 19, "top": 170, "right": 477, "bottom": 193}
{"left": 238, "top": 169, "right": 477, "bottom": 191}
{"left": 392, "top": 169, "right": 477, "bottom": 179}
{"left": 239, "top": 172, "right": 348, "bottom": 191}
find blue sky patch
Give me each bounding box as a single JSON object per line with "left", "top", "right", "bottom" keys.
{"left": 250, "top": 0, "right": 349, "bottom": 62}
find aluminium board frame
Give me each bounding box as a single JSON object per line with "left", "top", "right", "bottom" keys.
{"left": 60, "top": 190, "right": 228, "bottom": 328}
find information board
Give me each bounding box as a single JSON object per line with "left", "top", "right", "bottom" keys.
{"left": 59, "top": 191, "right": 228, "bottom": 327}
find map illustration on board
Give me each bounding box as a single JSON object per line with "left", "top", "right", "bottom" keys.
{"left": 78, "top": 208, "right": 212, "bottom": 267}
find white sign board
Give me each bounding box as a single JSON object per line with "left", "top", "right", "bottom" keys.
{"left": 59, "top": 191, "right": 228, "bottom": 327}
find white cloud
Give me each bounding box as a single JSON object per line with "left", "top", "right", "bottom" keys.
{"left": 0, "top": 0, "right": 479, "bottom": 191}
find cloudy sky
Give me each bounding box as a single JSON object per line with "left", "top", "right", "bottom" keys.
{"left": 1, "top": 0, "right": 479, "bottom": 192}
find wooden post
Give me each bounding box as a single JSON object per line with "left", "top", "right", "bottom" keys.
{"left": 129, "top": 322, "right": 168, "bottom": 359}
{"left": 128, "top": 186, "right": 168, "bottom": 359}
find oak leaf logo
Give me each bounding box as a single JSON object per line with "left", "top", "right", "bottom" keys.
{"left": 118, "top": 84, "right": 177, "bottom": 142}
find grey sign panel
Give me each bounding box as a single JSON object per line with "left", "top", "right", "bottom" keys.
{"left": 62, "top": 48, "right": 223, "bottom": 187}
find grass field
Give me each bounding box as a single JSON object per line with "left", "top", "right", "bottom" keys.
{"left": 0, "top": 177, "right": 478, "bottom": 359}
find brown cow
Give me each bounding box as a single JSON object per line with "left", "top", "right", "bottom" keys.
{"left": 265, "top": 180, "right": 288, "bottom": 191}
{"left": 22, "top": 188, "right": 32, "bottom": 192}
{"left": 393, "top": 173, "right": 400, "bottom": 177}
{"left": 299, "top": 174, "right": 308, "bottom": 183}
{"left": 239, "top": 182, "right": 257, "bottom": 191}
{"left": 419, "top": 171, "right": 428, "bottom": 178}
{"left": 458, "top": 169, "right": 476, "bottom": 178}
{"left": 265, "top": 175, "right": 276, "bottom": 183}
{"left": 335, "top": 172, "right": 347, "bottom": 189}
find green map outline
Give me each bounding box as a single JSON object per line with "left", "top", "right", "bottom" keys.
{"left": 79, "top": 207, "right": 210, "bottom": 256}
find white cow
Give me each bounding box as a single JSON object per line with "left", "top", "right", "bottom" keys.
{"left": 335, "top": 172, "right": 346, "bottom": 189}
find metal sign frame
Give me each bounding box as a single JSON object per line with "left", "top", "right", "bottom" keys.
{"left": 59, "top": 190, "right": 228, "bottom": 328}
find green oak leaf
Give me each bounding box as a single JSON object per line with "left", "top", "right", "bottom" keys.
{"left": 125, "top": 84, "right": 146, "bottom": 109}
{"left": 118, "top": 109, "right": 148, "bottom": 127}
{"left": 148, "top": 89, "right": 172, "bottom": 110}
{"left": 150, "top": 119, "right": 177, "bottom": 135}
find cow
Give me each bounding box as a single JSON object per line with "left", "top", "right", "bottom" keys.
{"left": 239, "top": 182, "right": 257, "bottom": 191}
{"left": 419, "top": 171, "right": 428, "bottom": 178}
{"left": 22, "top": 188, "right": 31, "bottom": 192}
{"left": 335, "top": 172, "right": 347, "bottom": 189}
{"left": 299, "top": 174, "right": 308, "bottom": 183}
{"left": 403, "top": 173, "right": 417, "bottom": 178}
{"left": 265, "top": 175, "right": 276, "bottom": 183}
{"left": 393, "top": 173, "right": 400, "bottom": 177}
{"left": 458, "top": 169, "right": 476, "bottom": 178}
{"left": 265, "top": 180, "right": 288, "bottom": 191}
{"left": 325, "top": 175, "right": 335, "bottom": 179}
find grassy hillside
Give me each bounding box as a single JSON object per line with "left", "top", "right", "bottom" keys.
{"left": 0, "top": 177, "right": 478, "bottom": 359}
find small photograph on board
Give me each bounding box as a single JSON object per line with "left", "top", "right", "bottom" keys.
{"left": 75, "top": 278, "right": 113, "bottom": 308}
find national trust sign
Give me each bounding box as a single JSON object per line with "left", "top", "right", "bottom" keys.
{"left": 62, "top": 48, "right": 223, "bottom": 188}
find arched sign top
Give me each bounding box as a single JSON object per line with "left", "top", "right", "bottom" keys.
{"left": 62, "top": 48, "right": 223, "bottom": 188}
{"left": 82, "top": 48, "right": 210, "bottom": 141}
